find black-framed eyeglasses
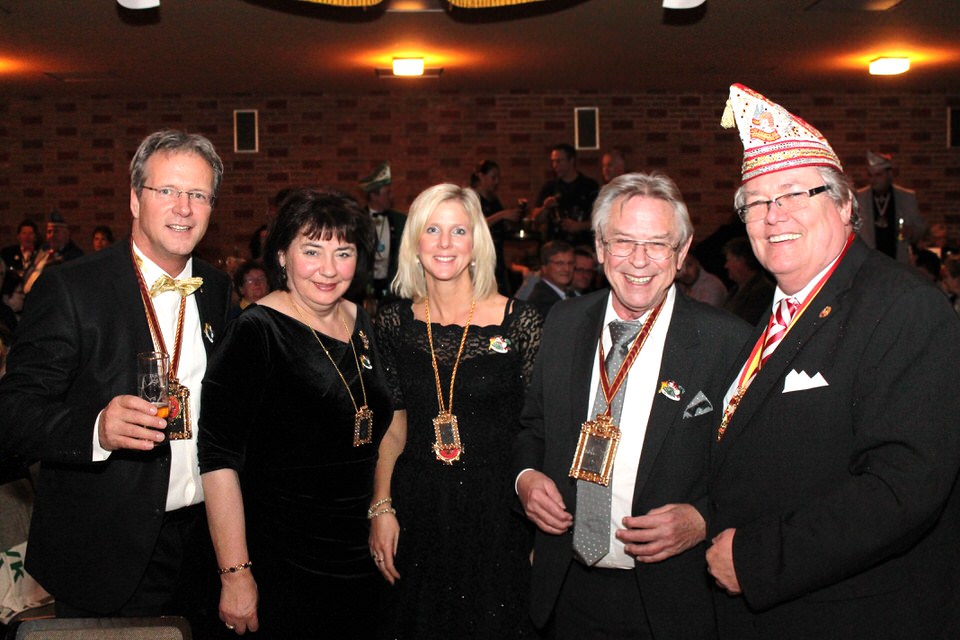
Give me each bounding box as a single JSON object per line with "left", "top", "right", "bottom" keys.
{"left": 143, "top": 185, "right": 216, "bottom": 207}
{"left": 601, "top": 238, "right": 678, "bottom": 260}
{"left": 736, "top": 185, "right": 830, "bottom": 223}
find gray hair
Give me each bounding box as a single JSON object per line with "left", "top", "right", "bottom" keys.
{"left": 733, "top": 167, "right": 861, "bottom": 232}
{"left": 591, "top": 172, "right": 694, "bottom": 246}
{"left": 129, "top": 129, "right": 223, "bottom": 199}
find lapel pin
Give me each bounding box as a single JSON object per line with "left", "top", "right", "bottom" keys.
{"left": 360, "top": 354, "right": 373, "bottom": 370}
{"left": 819, "top": 306, "right": 832, "bottom": 319}
{"left": 488, "top": 336, "right": 511, "bottom": 353}
{"left": 658, "top": 380, "right": 684, "bottom": 401}
{"left": 203, "top": 322, "right": 215, "bottom": 343}
{"left": 359, "top": 330, "right": 370, "bottom": 350}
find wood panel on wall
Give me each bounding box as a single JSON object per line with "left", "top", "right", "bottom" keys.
{"left": 2, "top": 89, "right": 959, "bottom": 263}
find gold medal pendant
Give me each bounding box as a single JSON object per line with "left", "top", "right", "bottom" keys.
{"left": 166, "top": 378, "right": 192, "bottom": 440}
{"left": 354, "top": 405, "right": 374, "bottom": 447}
{"left": 569, "top": 414, "right": 621, "bottom": 486}
{"left": 432, "top": 411, "right": 464, "bottom": 465}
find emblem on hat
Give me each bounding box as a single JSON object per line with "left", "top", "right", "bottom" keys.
{"left": 359, "top": 161, "right": 392, "bottom": 193}
{"left": 721, "top": 83, "right": 843, "bottom": 182}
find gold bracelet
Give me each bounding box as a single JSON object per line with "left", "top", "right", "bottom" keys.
{"left": 367, "top": 497, "right": 392, "bottom": 517}
{"left": 367, "top": 507, "right": 396, "bottom": 520}
{"left": 218, "top": 561, "right": 253, "bottom": 575}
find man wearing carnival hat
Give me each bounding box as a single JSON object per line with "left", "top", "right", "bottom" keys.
{"left": 706, "top": 84, "right": 960, "bottom": 639}
{"left": 855, "top": 150, "right": 925, "bottom": 263}
{"left": 359, "top": 161, "right": 406, "bottom": 301}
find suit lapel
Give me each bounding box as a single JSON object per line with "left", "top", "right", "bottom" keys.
{"left": 192, "top": 260, "right": 228, "bottom": 355}
{"left": 567, "top": 293, "right": 607, "bottom": 433}
{"left": 632, "top": 291, "right": 699, "bottom": 504}
{"left": 115, "top": 241, "right": 156, "bottom": 354}
{"left": 713, "top": 240, "right": 868, "bottom": 461}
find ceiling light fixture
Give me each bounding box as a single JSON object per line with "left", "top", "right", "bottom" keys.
{"left": 869, "top": 57, "right": 910, "bottom": 75}
{"left": 392, "top": 57, "right": 425, "bottom": 76}
{"left": 662, "top": 0, "right": 706, "bottom": 8}
{"left": 117, "top": 0, "right": 160, "bottom": 8}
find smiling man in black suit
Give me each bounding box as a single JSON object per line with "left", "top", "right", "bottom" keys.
{"left": 0, "top": 130, "right": 231, "bottom": 632}
{"left": 707, "top": 84, "right": 960, "bottom": 640}
{"left": 514, "top": 172, "right": 750, "bottom": 639}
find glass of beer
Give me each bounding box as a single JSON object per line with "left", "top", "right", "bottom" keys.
{"left": 137, "top": 351, "right": 170, "bottom": 418}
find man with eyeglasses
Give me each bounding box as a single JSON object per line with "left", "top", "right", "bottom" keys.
{"left": 0, "top": 130, "right": 230, "bottom": 633}
{"left": 706, "top": 84, "right": 960, "bottom": 640}
{"left": 527, "top": 241, "right": 576, "bottom": 317}
{"left": 514, "top": 172, "right": 750, "bottom": 639}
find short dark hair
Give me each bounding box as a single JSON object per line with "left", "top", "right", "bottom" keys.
{"left": 541, "top": 240, "right": 575, "bottom": 266}
{"left": 470, "top": 159, "right": 499, "bottom": 189}
{"left": 233, "top": 260, "right": 267, "bottom": 296}
{"left": 552, "top": 143, "right": 576, "bottom": 162}
{"left": 723, "top": 237, "right": 761, "bottom": 272}
{"left": 262, "top": 189, "right": 375, "bottom": 300}
{"left": 17, "top": 220, "right": 37, "bottom": 235}
{"left": 92, "top": 225, "right": 114, "bottom": 243}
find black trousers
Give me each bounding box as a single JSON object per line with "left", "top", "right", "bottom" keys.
{"left": 543, "top": 561, "right": 653, "bottom": 640}
{"left": 55, "top": 504, "right": 224, "bottom": 639}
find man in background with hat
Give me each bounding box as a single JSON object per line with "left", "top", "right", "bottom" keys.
{"left": 360, "top": 161, "right": 406, "bottom": 301}
{"left": 0, "top": 129, "right": 230, "bottom": 632}
{"left": 706, "top": 84, "right": 960, "bottom": 639}
{"left": 22, "top": 211, "right": 85, "bottom": 294}
{"left": 856, "top": 150, "right": 924, "bottom": 263}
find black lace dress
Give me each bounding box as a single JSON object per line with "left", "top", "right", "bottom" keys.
{"left": 376, "top": 299, "right": 543, "bottom": 639}
{"left": 199, "top": 305, "right": 393, "bottom": 638}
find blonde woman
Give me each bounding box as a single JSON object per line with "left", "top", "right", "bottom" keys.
{"left": 371, "top": 184, "right": 542, "bottom": 638}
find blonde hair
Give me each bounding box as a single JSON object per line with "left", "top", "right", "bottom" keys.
{"left": 392, "top": 183, "right": 497, "bottom": 301}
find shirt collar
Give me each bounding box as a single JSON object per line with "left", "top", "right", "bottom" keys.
{"left": 132, "top": 241, "right": 193, "bottom": 284}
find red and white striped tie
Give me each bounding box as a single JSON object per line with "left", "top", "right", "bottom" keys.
{"left": 760, "top": 297, "right": 799, "bottom": 367}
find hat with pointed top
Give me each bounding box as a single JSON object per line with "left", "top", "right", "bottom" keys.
{"left": 359, "top": 161, "right": 391, "bottom": 193}
{"left": 721, "top": 83, "right": 842, "bottom": 182}
{"left": 866, "top": 150, "right": 893, "bottom": 170}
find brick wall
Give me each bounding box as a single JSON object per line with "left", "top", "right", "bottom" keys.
{"left": 2, "top": 89, "right": 958, "bottom": 262}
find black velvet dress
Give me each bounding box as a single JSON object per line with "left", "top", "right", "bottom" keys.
{"left": 199, "top": 304, "right": 392, "bottom": 638}
{"left": 375, "top": 299, "right": 542, "bottom": 639}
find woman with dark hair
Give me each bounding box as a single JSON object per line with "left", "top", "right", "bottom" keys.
{"left": 471, "top": 160, "right": 524, "bottom": 295}
{"left": 371, "top": 183, "right": 542, "bottom": 638}
{"left": 227, "top": 260, "right": 270, "bottom": 321}
{"left": 199, "top": 188, "right": 393, "bottom": 636}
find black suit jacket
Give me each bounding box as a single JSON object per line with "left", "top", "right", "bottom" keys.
{"left": 513, "top": 287, "right": 750, "bottom": 637}
{"left": 526, "top": 280, "right": 565, "bottom": 318}
{"left": 709, "top": 238, "right": 960, "bottom": 639}
{"left": 0, "top": 240, "right": 230, "bottom": 612}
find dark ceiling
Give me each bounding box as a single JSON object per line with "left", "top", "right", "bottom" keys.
{"left": 1, "top": 0, "right": 958, "bottom": 98}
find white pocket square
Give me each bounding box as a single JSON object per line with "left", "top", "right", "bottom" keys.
{"left": 682, "top": 390, "right": 713, "bottom": 418}
{"left": 782, "top": 369, "right": 829, "bottom": 393}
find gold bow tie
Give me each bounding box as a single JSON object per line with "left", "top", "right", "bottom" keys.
{"left": 149, "top": 275, "right": 203, "bottom": 298}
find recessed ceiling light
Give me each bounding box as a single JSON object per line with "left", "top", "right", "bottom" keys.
{"left": 392, "top": 58, "right": 425, "bottom": 77}
{"left": 117, "top": 0, "right": 160, "bottom": 8}
{"left": 869, "top": 57, "right": 910, "bottom": 75}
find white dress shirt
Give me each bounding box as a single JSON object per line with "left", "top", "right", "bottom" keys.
{"left": 591, "top": 287, "right": 676, "bottom": 569}
{"left": 92, "top": 241, "right": 206, "bottom": 511}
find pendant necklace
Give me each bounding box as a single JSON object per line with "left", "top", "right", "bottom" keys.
{"left": 290, "top": 293, "right": 373, "bottom": 446}
{"left": 425, "top": 297, "right": 475, "bottom": 464}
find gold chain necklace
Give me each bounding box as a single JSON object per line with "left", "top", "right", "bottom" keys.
{"left": 424, "top": 297, "right": 475, "bottom": 465}
{"left": 290, "top": 293, "right": 373, "bottom": 446}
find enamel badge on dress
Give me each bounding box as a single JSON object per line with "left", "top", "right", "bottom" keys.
{"left": 203, "top": 322, "right": 215, "bottom": 343}
{"left": 658, "top": 380, "right": 684, "bottom": 401}
{"left": 488, "top": 336, "right": 511, "bottom": 353}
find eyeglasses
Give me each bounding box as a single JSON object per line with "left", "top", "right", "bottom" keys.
{"left": 602, "top": 238, "right": 678, "bottom": 261}
{"left": 143, "top": 185, "right": 216, "bottom": 207}
{"left": 736, "top": 185, "right": 830, "bottom": 223}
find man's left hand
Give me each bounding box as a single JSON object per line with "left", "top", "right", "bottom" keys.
{"left": 616, "top": 503, "right": 706, "bottom": 563}
{"left": 706, "top": 528, "right": 742, "bottom": 594}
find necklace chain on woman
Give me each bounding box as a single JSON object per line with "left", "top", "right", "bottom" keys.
{"left": 424, "top": 297, "right": 475, "bottom": 465}
{"left": 290, "top": 293, "right": 373, "bottom": 446}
